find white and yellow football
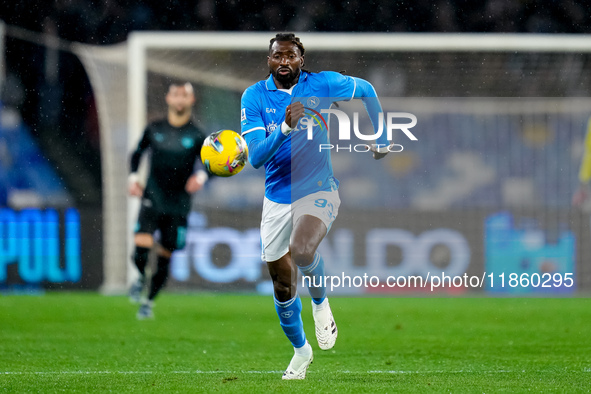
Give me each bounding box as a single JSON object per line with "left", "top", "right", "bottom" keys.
{"left": 201, "top": 129, "right": 249, "bottom": 177}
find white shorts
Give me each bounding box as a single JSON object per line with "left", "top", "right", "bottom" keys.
{"left": 260, "top": 190, "right": 341, "bottom": 262}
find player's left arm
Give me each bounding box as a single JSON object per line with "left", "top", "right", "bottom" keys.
{"left": 185, "top": 168, "right": 208, "bottom": 193}
{"left": 186, "top": 133, "right": 209, "bottom": 194}
{"left": 128, "top": 127, "right": 151, "bottom": 196}
{"left": 351, "top": 77, "right": 390, "bottom": 160}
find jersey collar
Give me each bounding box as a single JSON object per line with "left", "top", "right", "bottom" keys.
{"left": 265, "top": 71, "right": 308, "bottom": 91}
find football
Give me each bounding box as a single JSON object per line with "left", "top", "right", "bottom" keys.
{"left": 201, "top": 129, "right": 249, "bottom": 177}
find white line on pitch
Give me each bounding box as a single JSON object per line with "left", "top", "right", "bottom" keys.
{"left": 2, "top": 369, "right": 589, "bottom": 375}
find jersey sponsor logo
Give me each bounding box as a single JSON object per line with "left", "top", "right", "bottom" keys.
{"left": 266, "top": 108, "right": 276, "bottom": 113}
{"left": 181, "top": 137, "right": 195, "bottom": 149}
{"left": 306, "top": 96, "right": 320, "bottom": 108}
{"left": 241, "top": 108, "right": 246, "bottom": 121}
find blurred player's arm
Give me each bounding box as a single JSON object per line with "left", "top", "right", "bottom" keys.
{"left": 351, "top": 77, "right": 391, "bottom": 160}
{"left": 573, "top": 117, "right": 591, "bottom": 206}
{"left": 185, "top": 159, "right": 208, "bottom": 194}
{"left": 128, "top": 128, "right": 151, "bottom": 197}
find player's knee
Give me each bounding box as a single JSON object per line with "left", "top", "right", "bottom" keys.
{"left": 267, "top": 257, "right": 296, "bottom": 301}
{"left": 291, "top": 248, "right": 315, "bottom": 268}
{"left": 273, "top": 280, "right": 295, "bottom": 302}
{"left": 269, "top": 267, "right": 296, "bottom": 301}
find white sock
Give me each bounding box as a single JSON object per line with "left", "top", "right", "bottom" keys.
{"left": 294, "top": 341, "right": 312, "bottom": 358}
{"left": 312, "top": 298, "right": 328, "bottom": 313}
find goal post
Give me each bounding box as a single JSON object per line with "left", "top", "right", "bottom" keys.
{"left": 76, "top": 32, "right": 591, "bottom": 294}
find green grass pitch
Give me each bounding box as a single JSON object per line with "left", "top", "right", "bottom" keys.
{"left": 1, "top": 293, "right": 590, "bottom": 392}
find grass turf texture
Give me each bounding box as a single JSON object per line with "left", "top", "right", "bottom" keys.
{"left": 1, "top": 294, "right": 590, "bottom": 393}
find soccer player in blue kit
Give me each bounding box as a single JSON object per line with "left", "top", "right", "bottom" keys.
{"left": 241, "top": 33, "right": 391, "bottom": 380}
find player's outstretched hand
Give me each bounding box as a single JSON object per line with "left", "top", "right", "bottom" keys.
{"left": 185, "top": 174, "right": 205, "bottom": 194}
{"left": 128, "top": 182, "right": 144, "bottom": 197}
{"left": 285, "top": 102, "right": 305, "bottom": 129}
{"left": 370, "top": 143, "right": 396, "bottom": 160}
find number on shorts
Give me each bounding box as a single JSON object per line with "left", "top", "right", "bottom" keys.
{"left": 314, "top": 199, "right": 328, "bottom": 208}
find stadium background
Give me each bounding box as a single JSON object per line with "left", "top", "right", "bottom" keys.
{"left": 1, "top": 1, "right": 591, "bottom": 295}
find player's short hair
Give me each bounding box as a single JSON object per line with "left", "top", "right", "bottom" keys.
{"left": 168, "top": 82, "right": 194, "bottom": 95}
{"left": 269, "top": 33, "right": 305, "bottom": 57}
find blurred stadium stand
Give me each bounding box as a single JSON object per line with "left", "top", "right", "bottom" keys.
{"left": 0, "top": 102, "right": 71, "bottom": 208}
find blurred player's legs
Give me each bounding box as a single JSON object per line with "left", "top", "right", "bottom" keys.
{"left": 132, "top": 211, "right": 187, "bottom": 319}
{"left": 136, "top": 249, "right": 170, "bottom": 320}
{"left": 146, "top": 254, "right": 171, "bottom": 300}
{"left": 128, "top": 277, "right": 145, "bottom": 304}
{"left": 129, "top": 244, "right": 149, "bottom": 303}
{"left": 136, "top": 300, "right": 154, "bottom": 319}
{"left": 130, "top": 205, "right": 158, "bottom": 303}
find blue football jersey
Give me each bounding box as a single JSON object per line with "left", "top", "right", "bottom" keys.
{"left": 241, "top": 71, "right": 357, "bottom": 204}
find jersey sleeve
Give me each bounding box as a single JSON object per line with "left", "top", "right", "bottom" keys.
{"left": 241, "top": 86, "right": 266, "bottom": 136}
{"left": 323, "top": 71, "right": 356, "bottom": 101}
{"left": 129, "top": 126, "right": 151, "bottom": 173}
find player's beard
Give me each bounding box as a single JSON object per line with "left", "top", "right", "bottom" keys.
{"left": 272, "top": 67, "right": 299, "bottom": 87}
{"left": 172, "top": 105, "right": 190, "bottom": 116}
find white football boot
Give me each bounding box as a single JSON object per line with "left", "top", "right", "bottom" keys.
{"left": 312, "top": 298, "right": 338, "bottom": 350}
{"left": 282, "top": 341, "right": 313, "bottom": 380}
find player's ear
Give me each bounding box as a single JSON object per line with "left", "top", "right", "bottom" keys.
{"left": 300, "top": 55, "right": 305, "bottom": 68}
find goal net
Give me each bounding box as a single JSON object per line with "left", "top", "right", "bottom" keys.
{"left": 74, "top": 32, "right": 591, "bottom": 295}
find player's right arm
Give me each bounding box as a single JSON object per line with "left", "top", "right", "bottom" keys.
{"left": 240, "top": 88, "right": 303, "bottom": 169}
{"left": 325, "top": 71, "right": 391, "bottom": 160}
{"left": 128, "top": 127, "right": 151, "bottom": 196}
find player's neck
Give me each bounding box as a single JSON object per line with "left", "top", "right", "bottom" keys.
{"left": 168, "top": 110, "right": 191, "bottom": 128}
